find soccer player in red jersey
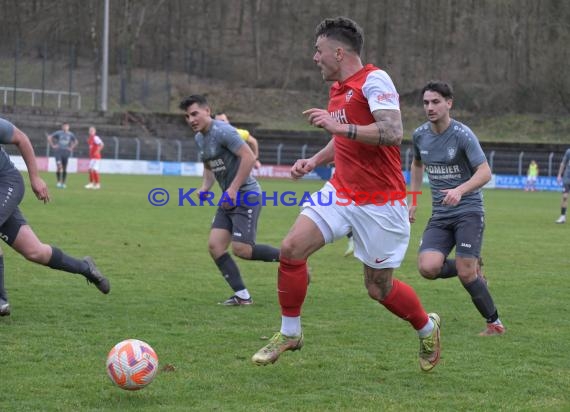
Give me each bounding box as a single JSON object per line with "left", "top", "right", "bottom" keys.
{"left": 85, "top": 127, "right": 104, "bottom": 190}
{"left": 252, "top": 17, "right": 441, "bottom": 371}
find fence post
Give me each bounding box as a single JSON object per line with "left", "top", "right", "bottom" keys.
{"left": 518, "top": 151, "right": 524, "bottom": 176}
{"left": 135, "top": 138, "right": 141, "bottom": 160}
{"left": 175, "top": 140, "right": 182, "bottom": 162}
{"left": 112, "top": 136, "right": 119, "bottom": 159}
{"left": 276, "top": 143, "right": 284, "bottom": 166}
{"left": 548, "top": 152, "right": 554, "bottom": 177}
{"left": 156, "top": 139, "right": 162, "bottom": 161}
{"left": 489, "top": 151, "right": 495, "bottom": 172}
{"left": 301, "top": 144, "right": 308, "bottom": 159}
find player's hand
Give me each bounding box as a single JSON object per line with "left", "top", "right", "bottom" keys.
{"left": 254, "top": 160, "right": 262, "bottom": 169}
{"left": 440, "top": 188, "right": 462, "bottom": 206}
{"left": 408, "top": 205, "right": 417, "bottom": 223}
{"left": 30, "top": 176, "right": 50, "bottom": 203}
{"left": 222, "top": 187, "right": 238, "bottom": 209}
{"left": 291, "top": 158, "right": 315, "bottom": 180}
{"left": 302, "top": 108, "right": 339, "bottom": 134}
{"left": 557, "top": 176, "right": 563, "bottom": 184}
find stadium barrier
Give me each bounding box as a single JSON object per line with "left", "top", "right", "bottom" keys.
{"left": 10, "top": 156, "right": 564, "bottom": 192}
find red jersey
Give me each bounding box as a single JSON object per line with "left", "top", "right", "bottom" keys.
{"left": 88, "top": 134, "right": 103, "bottom": 159}
{"left": 328, "top": 64, "right": 406, "bottom": 203}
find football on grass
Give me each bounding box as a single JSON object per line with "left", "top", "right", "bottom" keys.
{"left": 106, "top": 339, "right": 159, "bottom": 390}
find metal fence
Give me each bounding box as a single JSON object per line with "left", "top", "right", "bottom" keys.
{"left": 4, "top": 136, "right": 564, "bottom": 177}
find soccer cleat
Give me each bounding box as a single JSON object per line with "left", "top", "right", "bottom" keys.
{"left": 343, "top": 237, "right": 354, "bottom": 257}
{"left": 479, "top": 322, "right": 506, "bottom": 336}
{"left": 56, "top": 182, "right": 63, "bottom": 188}
{"left": 252, "top": 332, "right": 304, "bottom": 365}
{"left": 84, "top": 257, "right": 110, "bottom": 294}
{"left": 93, "top": 184, "right": 101, "bottom": 190}
{"left": 418, "top": 313, "right": 441, "bottom": 372}
{"left": 220, "top": 295, "right": 253, "bottom": 306}
{"left": 0, "top": 298, "right": 11, "bottom": 317}
{"left": 84, "top": 183, "right": 94, "bottom": 189}
{"left": 555, "top": 215, "right": 566, "bottom": 224}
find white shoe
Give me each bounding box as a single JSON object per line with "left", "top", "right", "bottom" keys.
{"left": 555, "top": 215, "right": 566, "bottom": 224}
{"left": 85, "top": 183, "right": 94, "bottom": 189}
{"left": 93, "top": 184, "right": 101, "bottom": 190}
{"left": 343, "top": 237, "right": 354, "bottom": 257}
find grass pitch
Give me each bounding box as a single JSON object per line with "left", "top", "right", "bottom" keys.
{"left": 1, "top": 172, "right": 569, "bottom": 411}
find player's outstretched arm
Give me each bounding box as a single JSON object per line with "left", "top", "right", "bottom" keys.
{"left": 12, "top": 127, "right": 50, "bottom": 203}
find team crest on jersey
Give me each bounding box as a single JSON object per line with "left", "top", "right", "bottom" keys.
{"left": 345, "top": 90, "right": 353, "bottom": 102}
{"left": 447, "top": 147, "right": 457, "bottom": 160}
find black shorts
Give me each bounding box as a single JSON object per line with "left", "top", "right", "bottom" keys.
{"left": 563, "top": 183, "right": 570, "bottom": 194}
{"left": 54, "top": 149, "right": 71, "bottom": 167}
{"left": 419, "top": 213, "right": 485, "bottom": 258}
{"left": 211, "top": 198, "right": 263, "bottom": 245}
{"left": 0, "top": 170, "right": 27, "bottom": 245}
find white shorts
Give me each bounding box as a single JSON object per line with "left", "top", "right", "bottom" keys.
{"left": 88, "top": 159, "right": 101, "bottom": 171}
{"left": 301, "top": 182, "right": 410, "bottom": 269}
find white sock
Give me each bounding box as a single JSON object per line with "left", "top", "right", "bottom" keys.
{"left": 281, "top": 316, "right": 302, "bottom": 337}
{"left": 417, "top": 318, "right": 434, "bottom": 338}
{"left": 235, "top": 289, "right": 250, "bottom": 300}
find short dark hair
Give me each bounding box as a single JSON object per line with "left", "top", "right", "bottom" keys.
{"left": 315, "top": 17, "right": 364, "bottom": 55}
{"left": 421, "top": 81, "right": 454, "bottom": 100}
{"left": 179, "top": 94, "right": 209, "bottom": 111}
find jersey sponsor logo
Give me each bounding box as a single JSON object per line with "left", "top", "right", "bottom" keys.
{"left": 345, "top": 90, "right": 353, "bottom": 102}
{"left": 330, "top": 108, "right": 348, "bottom": 124}
{"left": 376, "top": 92, "right": 399, "bottom": 103}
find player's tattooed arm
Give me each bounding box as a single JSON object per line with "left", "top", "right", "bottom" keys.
{"left": 372, "top": 109, "right": 403, "bottom": 146}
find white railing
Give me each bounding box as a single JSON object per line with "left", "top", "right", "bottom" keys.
{"left": 0, "top": 86, "right": 81, "bottom": 110}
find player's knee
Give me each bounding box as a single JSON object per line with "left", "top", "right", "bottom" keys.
{"left": 231, "top": 243, "right": 252, "bottom": 259}
{"left": 207, "top": 242, "right": 226, "bottom": 259}
{"left": 366, "top": 283, "right": 390, "bottom": 301}
{"left": 22, "top": 245, "right": 50, "bottom": 264}
{"left": 418, "top": 264, "right": 440, "bottom": 279}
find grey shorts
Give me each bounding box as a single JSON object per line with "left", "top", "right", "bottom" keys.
{"left": 54, "top": 149, "right": 71, "bottom": 167}
{"left": 211, "top": 196, "right": 262, "bottom": 245}
{"left": 0, "top": 170, "right": 27, "bottom": 245}
{"left": 419, "top": 213, "right": 485, "bottom": 258}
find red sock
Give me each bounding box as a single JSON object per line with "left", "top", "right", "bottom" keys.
{"left": 94, "top": 171, "right": 100, "bottom": 184}
{"left": 89, "top": 170, "right": 94, "bottom": 183}
{"left": 380, "top": 279, "right": 429, "bottom": 330}
{"left": 278, "top": 256, "right": 308, "bottom": 317}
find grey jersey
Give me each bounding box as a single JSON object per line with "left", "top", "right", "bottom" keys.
{"left": 195, "top": 120, "right": 260, "bottom": 193}
{"left": 561, "top": 149, "right": 570, "bottom": 183}
{"left": 413, "top": 119, "right": 487, "bottom": 217}
{"left": 0, "top": 118, "right": 16, "bottom": 173}
{"left": 51, "top": 130, "right": 76, "bottom": 151}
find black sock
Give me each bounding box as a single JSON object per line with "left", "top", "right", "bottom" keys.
{"left": 0, "top": 255, "right": 6, "bottom": 301}
{"left": 56, "top": 171, "right": 61, "bottom": 182}
{"left": 251, "top": 244, "right": 280, "bottom": 262}
{"left": 562, "top": 207, "right": 567, "bottom": 216}
{"left": 214, "top": 252, "right": 246, "bottom": 292}
{"left": 347, "top": 231, "right": 353, "bottom": 239}
{"left": 62, "top": 170, "right": 67, "bottom": 183}
{"left": 438, "top": 258, "right": 458, "bottom": 278}
{"left": 47, "top": 246, "right": 90, "bottom": 276}
{"left": 463, "top": 276, "right": 498, "bottom": 322}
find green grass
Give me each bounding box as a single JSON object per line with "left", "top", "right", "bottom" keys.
{"left": 1, "top": 173, "right": 569, "bottom": 411}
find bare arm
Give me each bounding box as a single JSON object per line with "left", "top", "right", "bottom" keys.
{"left": 12, "top": 127, "right": 50, "bottom": 203}
{"left": 441, "top": 161, "right": 492, "bottom": 206}
{"left": 199, "top": 168, "right": 216, "bottom": 193}
{"left": 290, "top": 139, "right": 335, "bottom": 180}
{"left": 408, "top": 158, "right": 424, "bottom": 223}
{"left": 228, "top": 144, "right": 256, "bottom": 193}
{"left": 558, "top": 161, "right": 566, "bottom": 181}
{"left": 303, "top": 108, "right": 403, "bottom": 146}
